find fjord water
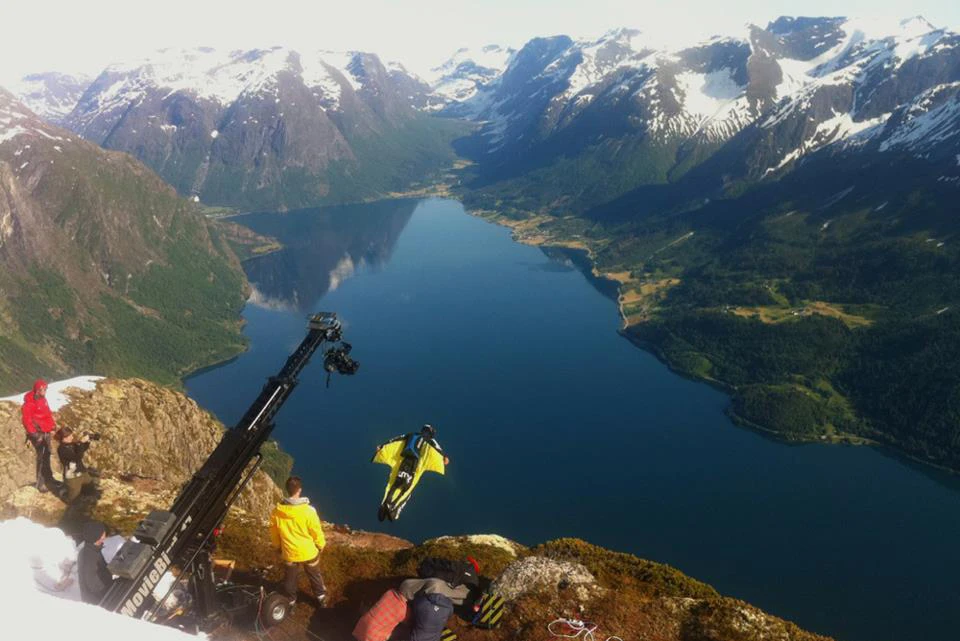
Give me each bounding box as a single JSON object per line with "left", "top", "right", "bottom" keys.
{"left": 187, "top": 199, "right": 960, "bottom": 641}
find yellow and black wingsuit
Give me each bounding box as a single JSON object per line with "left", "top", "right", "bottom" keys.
{"left": 373, "top": 433, "right": 446, "bottom": 521}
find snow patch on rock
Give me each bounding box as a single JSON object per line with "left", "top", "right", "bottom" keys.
{"left": 0, "top": 93, "right": 70, "bottom": 146}
{"left": 675, "top": 68, "right": 743, "bottom": 119}
{"left": 315, "top": 51, "right": 362, "bottom": 90}
{"left": 0, "top": 376, "right": 103, "bottom": 411}
{"left": 879, "top": 83, "right": 960, "bottom": 153}
{"left": 107, "top": 47, "right": 292, "bottom": 106}
{"left": 0, "top": 517, "right": 202, "bottom": 641}
{"left": 428, "top": 45, "right": 515, "bottom": 103}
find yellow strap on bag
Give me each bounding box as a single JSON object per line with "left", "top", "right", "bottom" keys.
{"left": 472, "top": 592, "right": 506, "bottom": 629}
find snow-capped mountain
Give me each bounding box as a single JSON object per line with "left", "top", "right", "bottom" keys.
{"left": 0, "top": 87, "right": 78, "bottom": 148}
{"left": 427, "top": 44, "right": 515, "bottom": 106}
{"left": 874, "top": 81, "right": 960, "bottom": 160}
{"left": 452, "top": 16, "right": 960, "bottom": 212}
{"left": 457, "top": 27, "right": 767, "bottom": 153}
{"left": 9, "top": 73, "right": 91, "bottom": 125}
{"left": 735, "top": 16, "right": 959, "bottom": 178}
{"left": 59, "top": 47, "right": 458, "bottom": 211}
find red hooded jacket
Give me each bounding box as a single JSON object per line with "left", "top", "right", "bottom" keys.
{"left": 21, "top": 380, "right": 56, "bottom": 435}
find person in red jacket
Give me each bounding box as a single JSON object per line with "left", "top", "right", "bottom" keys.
{"left": 21, "top": 379, "right": 60, "bottom": 493}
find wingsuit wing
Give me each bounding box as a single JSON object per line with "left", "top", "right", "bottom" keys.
{"left": 374, "top": 440, "right": 406, "bottom": 504}
{"left": 418, "top": 444, "right": 446, "bottom": 476}
{"left": 373, "top": 440, "right": 405, "bottom": 467}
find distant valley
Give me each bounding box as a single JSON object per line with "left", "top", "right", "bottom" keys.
{"left": 4, "top": 16, "right": 960, "bottom": 472}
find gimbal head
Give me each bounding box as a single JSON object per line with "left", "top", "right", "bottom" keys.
{"left": 310, "top": 312, "right": 360, "bottom": 386}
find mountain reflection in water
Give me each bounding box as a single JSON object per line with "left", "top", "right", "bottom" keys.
{"left": 234, "top": 200, "right": 417, "bottom": 311}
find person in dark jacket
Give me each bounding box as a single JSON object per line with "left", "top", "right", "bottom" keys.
{"left": 409, "top": 592, "right": 454, "bottom": 641}
{"left": 21, "top": 379, "right": 61, "bottom": 493}
{"left": 78, "top": 521, "right": 114, "bottom": 605}
{"left": 55, "top": 426, "right": 97, "bottom": 503}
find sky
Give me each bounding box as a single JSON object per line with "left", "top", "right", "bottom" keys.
{"left": 2, "top": 0, "right": 958, "bottom": 86}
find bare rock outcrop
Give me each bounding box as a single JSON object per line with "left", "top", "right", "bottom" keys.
{"left": 426, "top": 534, "right": 526, "bottom": 558}
{"left": 0, "top": 400, "right": 35, "bottom": 499}
{"left": 0, "top": 378, "right": 280, "bottom": 521}
{"left": 492, "top": 555, "right": 602, "bottom": 602}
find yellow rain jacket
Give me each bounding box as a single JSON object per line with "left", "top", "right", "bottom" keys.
{"left": 269, "top": 498, "right": 326, "bottom": 563}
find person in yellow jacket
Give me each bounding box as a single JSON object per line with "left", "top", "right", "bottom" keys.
{"left": 269, "top": 476, "right": 326, "bottom": 606}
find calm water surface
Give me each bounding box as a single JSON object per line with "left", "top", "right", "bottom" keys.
{"left": 187, "top": 198, "right": 960, "bottom": 641}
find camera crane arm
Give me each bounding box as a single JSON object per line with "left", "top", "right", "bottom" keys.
{"left": 100, "top": 312, "right": 357, "bottom": 621}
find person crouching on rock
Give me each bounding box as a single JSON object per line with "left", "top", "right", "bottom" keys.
{"left": 78, "top": 520, "right": 114, "bottom": 605}
{"left": 21, "top": 379, "right": 62, "bottom": 494}
{"left": 269, "top": 476, "right": 327, "bottom": 608}
{"left": 55, "top": 426, "right": 98, "bottom": 503}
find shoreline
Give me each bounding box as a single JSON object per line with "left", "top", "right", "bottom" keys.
{"left": 199, "top": 161, "right": 465, "bottom": 219}
{"left": 179, "top": 349, "right": 245, "bottom": 383}
{"left": 207, "top": 186, "right": 960, "bottom": 480}
{"left": 618, "top": 331, "right": 874, "bottom": 447}
{"left": 454, "top": 198, "right": 960, "bottom": 478}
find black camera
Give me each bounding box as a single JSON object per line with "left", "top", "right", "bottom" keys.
{"left": 87, "top": 433, "right": 102, "bottom": 441}
{"left": 323, "top": 343, "right": 359, "bottom": 376}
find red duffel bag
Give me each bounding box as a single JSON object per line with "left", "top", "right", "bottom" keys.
{"left": 353, "top": 588, "right": 410, "bottom": 641}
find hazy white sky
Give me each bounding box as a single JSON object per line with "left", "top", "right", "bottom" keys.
{"left": 2, "top": 0, "right": 958, "bottom": 86}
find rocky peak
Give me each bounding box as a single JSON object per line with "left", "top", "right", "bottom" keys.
{"left": 55, "top": 46, "right": 455, "bottom": 211}
{"left": 0, "top": 87, "right": 73, "bottom": 144}
{"left": 427, "top": 44, "right": 515, "bottom": 105}
{"left": 7, "top": 73, "right": 90, "bottom": 125}
{"left": 0, "top": 378, "right": 280, "bottom": 521}
{"left": 764, "top": 16, "right": 849, "bottom": 60}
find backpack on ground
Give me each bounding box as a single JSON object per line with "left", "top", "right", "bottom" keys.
{"left": 417, "top": 557, "right": 479, "bottom": 587}
{"left": 471, "top": 591, "right": 505, "bottom": 629}
{"left": 410, "top": 593, "right": 453, "bottom": 641}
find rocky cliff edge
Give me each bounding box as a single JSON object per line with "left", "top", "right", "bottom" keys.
{"left": 0, "top": 378, "right": 832, "bottom": 641}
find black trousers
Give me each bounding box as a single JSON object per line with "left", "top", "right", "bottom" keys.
{"left": 30, "top": 433, "right": 56, "bottom": 490}
{"left": 389, "top": 455, "right": 418, "bottom": 498}
{"left": 283, "top": 553, "right": 326, "bottom": 600}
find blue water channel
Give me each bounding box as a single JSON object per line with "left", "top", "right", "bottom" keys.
{"left": 186, "top": 198, "right": 960, "bottom": 641}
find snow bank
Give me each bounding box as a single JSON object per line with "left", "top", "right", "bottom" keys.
{"left": 675, "top": 68, "right": 743, "bottom": 119}
{"left": 0, "top": 375, "right": 103, "bottom": 411}
{"left": 109, "top": 47, "right": 291, "bottom": 105}
{"left": 0, "top": 518, "right": 202, "bottom": 641}
{"left": 315, "top": 50, "right": 362, "bottom": 90}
